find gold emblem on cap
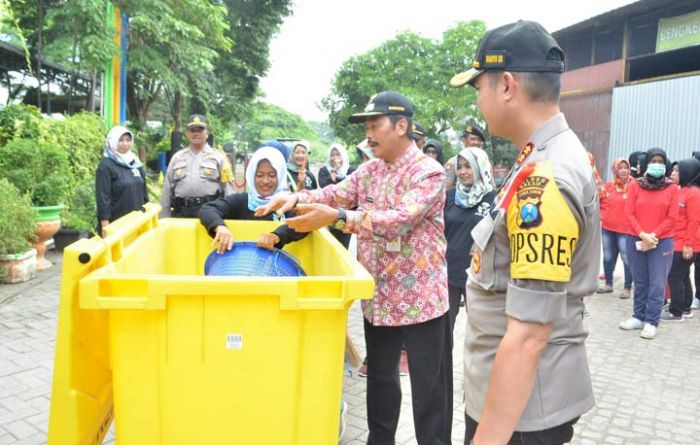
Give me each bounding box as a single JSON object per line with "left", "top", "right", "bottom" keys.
{"left": 193, "top": 116, "right": 201, "bottom": 123}
{"left": 466, "top": 125, "right": 473, "bottom": 133}
{"left": 387, "top": 106, "right": 406, "bottom": 111}
{"left": 485, "top": 54, "right": 504, "bottom": 64}
{"left": 472, "top": 61, "right": 480, "bottom": 68}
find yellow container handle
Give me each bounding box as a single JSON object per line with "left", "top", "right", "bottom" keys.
{"left": 79, "top": 275, "right": 353, "bottom": 311}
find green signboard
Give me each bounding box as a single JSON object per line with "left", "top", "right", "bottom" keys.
{"left": 657, "top": 10, "right": 700, "bottom": 53}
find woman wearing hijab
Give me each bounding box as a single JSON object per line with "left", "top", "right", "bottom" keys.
{"left": 318, "top": 143, "right": 356, "bottom": 248}
{"left": 598, "top": 158, "right": 633, "bottom": 298}
{"left": 198, "top": 147, "right": 307, "bottom": 253}
{"left": 95, "top": 125, "right": 148, "bottom": 237}
{"left": 661, "top": 158, "right": 700, "bottom": 322}
{"left": 422, "top": 139, "right": 444, "bottom": 165}
{"left": 443, "top": 147, "right": 496, "bottom": 336}
{"left": 287, "top": 140, "right": 317, "bottom": 192}
{"left": 619, "top": 148, "right": 679, "bottom": 339}
{"left": 628, "top": 151, "right": 644, "bottom": 178}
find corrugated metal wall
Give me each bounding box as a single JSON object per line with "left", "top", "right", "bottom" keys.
{"left": 560, "top": 90, "right": 613, "bottom": 179}
{"left": 609, "top": 75, "right": 700, "bottom": 175}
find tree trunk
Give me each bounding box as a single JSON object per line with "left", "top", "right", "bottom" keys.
{"left": 87, "top": 69, "right": 97, "bottom": 112}
{"left": 67, "top": 32, "right": 79, "bottom": 114}
{"left": 172, "top": 90, "right": 183, "bottom": 132}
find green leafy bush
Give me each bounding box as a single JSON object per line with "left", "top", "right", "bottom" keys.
{"left": 0, "top": 104, "right": 43, "bottom": 146}
{"left": 0, "top": 179, "right": 38, "bottom": 255}
{"left": 62, "top": 179, "right": 97, "bottom": 232}
{"left": 0, "top": 138, "right": 72, "bottom": 206}
{"left": 41, "top": 112, "right": 105, "bottom": 185}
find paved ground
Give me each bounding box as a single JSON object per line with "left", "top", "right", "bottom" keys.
{"left": 2, "top": 250, "right": 700, "bottom": 444}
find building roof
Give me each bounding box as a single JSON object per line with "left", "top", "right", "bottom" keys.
{"left": 553, "top": 0, "right": 691, "bottom": 38}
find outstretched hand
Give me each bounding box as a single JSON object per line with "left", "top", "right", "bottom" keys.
{"left": 254, "top": 194, "right": 299, "bottom": 218}
{"left": 285, "top": 203, "right": 339, "bottom": 232}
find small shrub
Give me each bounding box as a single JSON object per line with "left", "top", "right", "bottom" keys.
{"left": 0, "top": 138, "right": 72, "bottom": 206}
{"left": 63, "top": 179, "right": 97, "bottom": 232}
{"left": 0, "top": 179, "right": 38, "bottom": 255}
{"left": 0, "top": 104, "right": 43, "bottom": 146}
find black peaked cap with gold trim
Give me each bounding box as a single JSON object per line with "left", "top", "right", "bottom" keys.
{"left": 450, "top": 20, "right": 564, "bottom": 88}
{"left": 349, "top": 91, "right": 415, "bottom": 123}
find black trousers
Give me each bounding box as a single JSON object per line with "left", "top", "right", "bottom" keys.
{"left": 694, "top": 254, "right": 700, "bottom": 299}
{"left": 448, "top": 286, "right": 465, "bottom": 338}
{"left": 668, "top": 252, "right": 695, "bottom": 316}
{"left": 364, "top": 313, "right": 452, "bottom": 445}
{"left": 464, "top": 415, "right": 578, "bottom": 445}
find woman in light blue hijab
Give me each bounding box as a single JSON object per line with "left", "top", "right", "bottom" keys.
{"left": 198, "top": 147, "right": 307, "bottom": 253}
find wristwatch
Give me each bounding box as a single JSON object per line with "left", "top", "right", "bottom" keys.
{"left": 334, "top": 208, "right": 347, "bottom": 230}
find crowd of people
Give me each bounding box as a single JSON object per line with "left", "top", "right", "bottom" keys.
{"left": 90, "top": 18, "right": 700, "bottom": 445}
{"left": 603, "top": 148, "right": 700, "bottom": 339}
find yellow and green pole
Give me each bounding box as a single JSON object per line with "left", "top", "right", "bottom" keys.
{"left": 103, "top": 2, "right": 127, "bottom": 127}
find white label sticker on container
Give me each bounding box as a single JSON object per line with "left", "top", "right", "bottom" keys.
{"left": 226, "top": 333, "right": 243, "bottom": 350}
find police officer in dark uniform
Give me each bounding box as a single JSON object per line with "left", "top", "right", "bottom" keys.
{"left": 159, "top": 114, "right": 234, "bottom": 217}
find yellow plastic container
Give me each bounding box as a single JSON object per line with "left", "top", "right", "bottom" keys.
{"left": 48, "top": 203, "right": 374, "bottom": 444}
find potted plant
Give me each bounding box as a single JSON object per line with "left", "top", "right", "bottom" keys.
{"left": 0, "top": 138, "right": 71, "bottom": 269}
{"left": 55, "top": 179, "right": 96, "bottom": 250}
{"left": 0, "top": 179, "right": 39, "bottom": 283}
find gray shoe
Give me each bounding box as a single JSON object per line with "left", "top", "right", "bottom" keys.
{"left": 660, "top": 309, "right": 683, "bottom": 323}
{"left": 619, "top": 317, "right": 644, "bottom": 330}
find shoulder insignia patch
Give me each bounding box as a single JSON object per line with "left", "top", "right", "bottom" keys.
{"left": 507, "top": 161, "right": 578, "bottom": 282}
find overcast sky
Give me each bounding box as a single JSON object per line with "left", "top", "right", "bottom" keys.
{"left": 259, "top": 0, "right": 639, "bottom": 122}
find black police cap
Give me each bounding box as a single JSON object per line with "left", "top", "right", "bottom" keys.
{"left": 412, "top": 122, "right": 426, "bottom": 141}
{"left": 462, "top": 122, "right": 485, "bottom": 141}
{"left": 450, "top": 20, "right": 564, "bottom": 88}
{"left": 349, "top": 91, "right": 415, "bottom": 123}
{"left": 187, "top": 114, "right": 208, "bottom": 129}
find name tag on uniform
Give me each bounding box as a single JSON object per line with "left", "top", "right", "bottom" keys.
{"left": 386, "top": 238, "right": 401, "bottom": 252}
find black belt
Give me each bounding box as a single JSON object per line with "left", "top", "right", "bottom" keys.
{"left": 174, "top": 194, "right": 219, "bottom": 208}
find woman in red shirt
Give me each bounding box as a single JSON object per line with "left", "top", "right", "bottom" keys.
{"left": 661, "top": 158, "right": 700, "bottom": 322}
{"left": 619, "top": 148, "right": 679, "bottom": 340}
{"left": 599, "top": 158, "right": 633, "bottom": 298}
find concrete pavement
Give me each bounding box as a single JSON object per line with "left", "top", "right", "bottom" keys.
{"left": 1, "top": 252, "right": 700, "bottom": 444}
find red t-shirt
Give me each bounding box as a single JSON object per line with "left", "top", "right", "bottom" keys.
{"left": 625, "top": 180, "right": 679, "bottom": 239}
{"left": 600, "top": 181, "right": 630, "bottom": 234}
{"left": 673, "top": 186, "right": 700, "bottom": 252}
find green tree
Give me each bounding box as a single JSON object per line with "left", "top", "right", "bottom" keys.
{"left": 233, "top": 102, "right": 336, "bottom": 163}
{"left": 205, "top": 0, "right": 293, "bottom": 125}
{"left": 43, "top": 0, "right": 118, "bottom": 112}
{"left": 115, "top": 0, "right": 232, "bottom": 130}
{"left": 321, "top": 20, "right": 486, "bottom": 148}
{"left": 5, "top": 0, "right": 116, "bottom": 111}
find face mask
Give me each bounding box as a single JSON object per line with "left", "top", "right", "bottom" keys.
{"left": 647, "top": 163, "right": 666, "bottom": 178}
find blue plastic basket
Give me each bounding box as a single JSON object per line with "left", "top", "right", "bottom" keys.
{"left": 204, "top": 242, "right": 306, "bottom": 277}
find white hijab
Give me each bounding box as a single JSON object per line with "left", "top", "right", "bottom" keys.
{"left": 325, "top": 143, "right": 350, "bottom": 179}
{"left": 105, "top": 125, "right": 139, "bottom": 166}
{"left": 246, "top": 147, "right": 288, "bottom": 211}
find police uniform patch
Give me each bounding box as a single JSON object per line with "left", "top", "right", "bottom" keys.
{"left": 515, "top": 176, "right": 549, "bottom": 229}
{"left": 507, "top": 161, "right": 578, "bottom": 282}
